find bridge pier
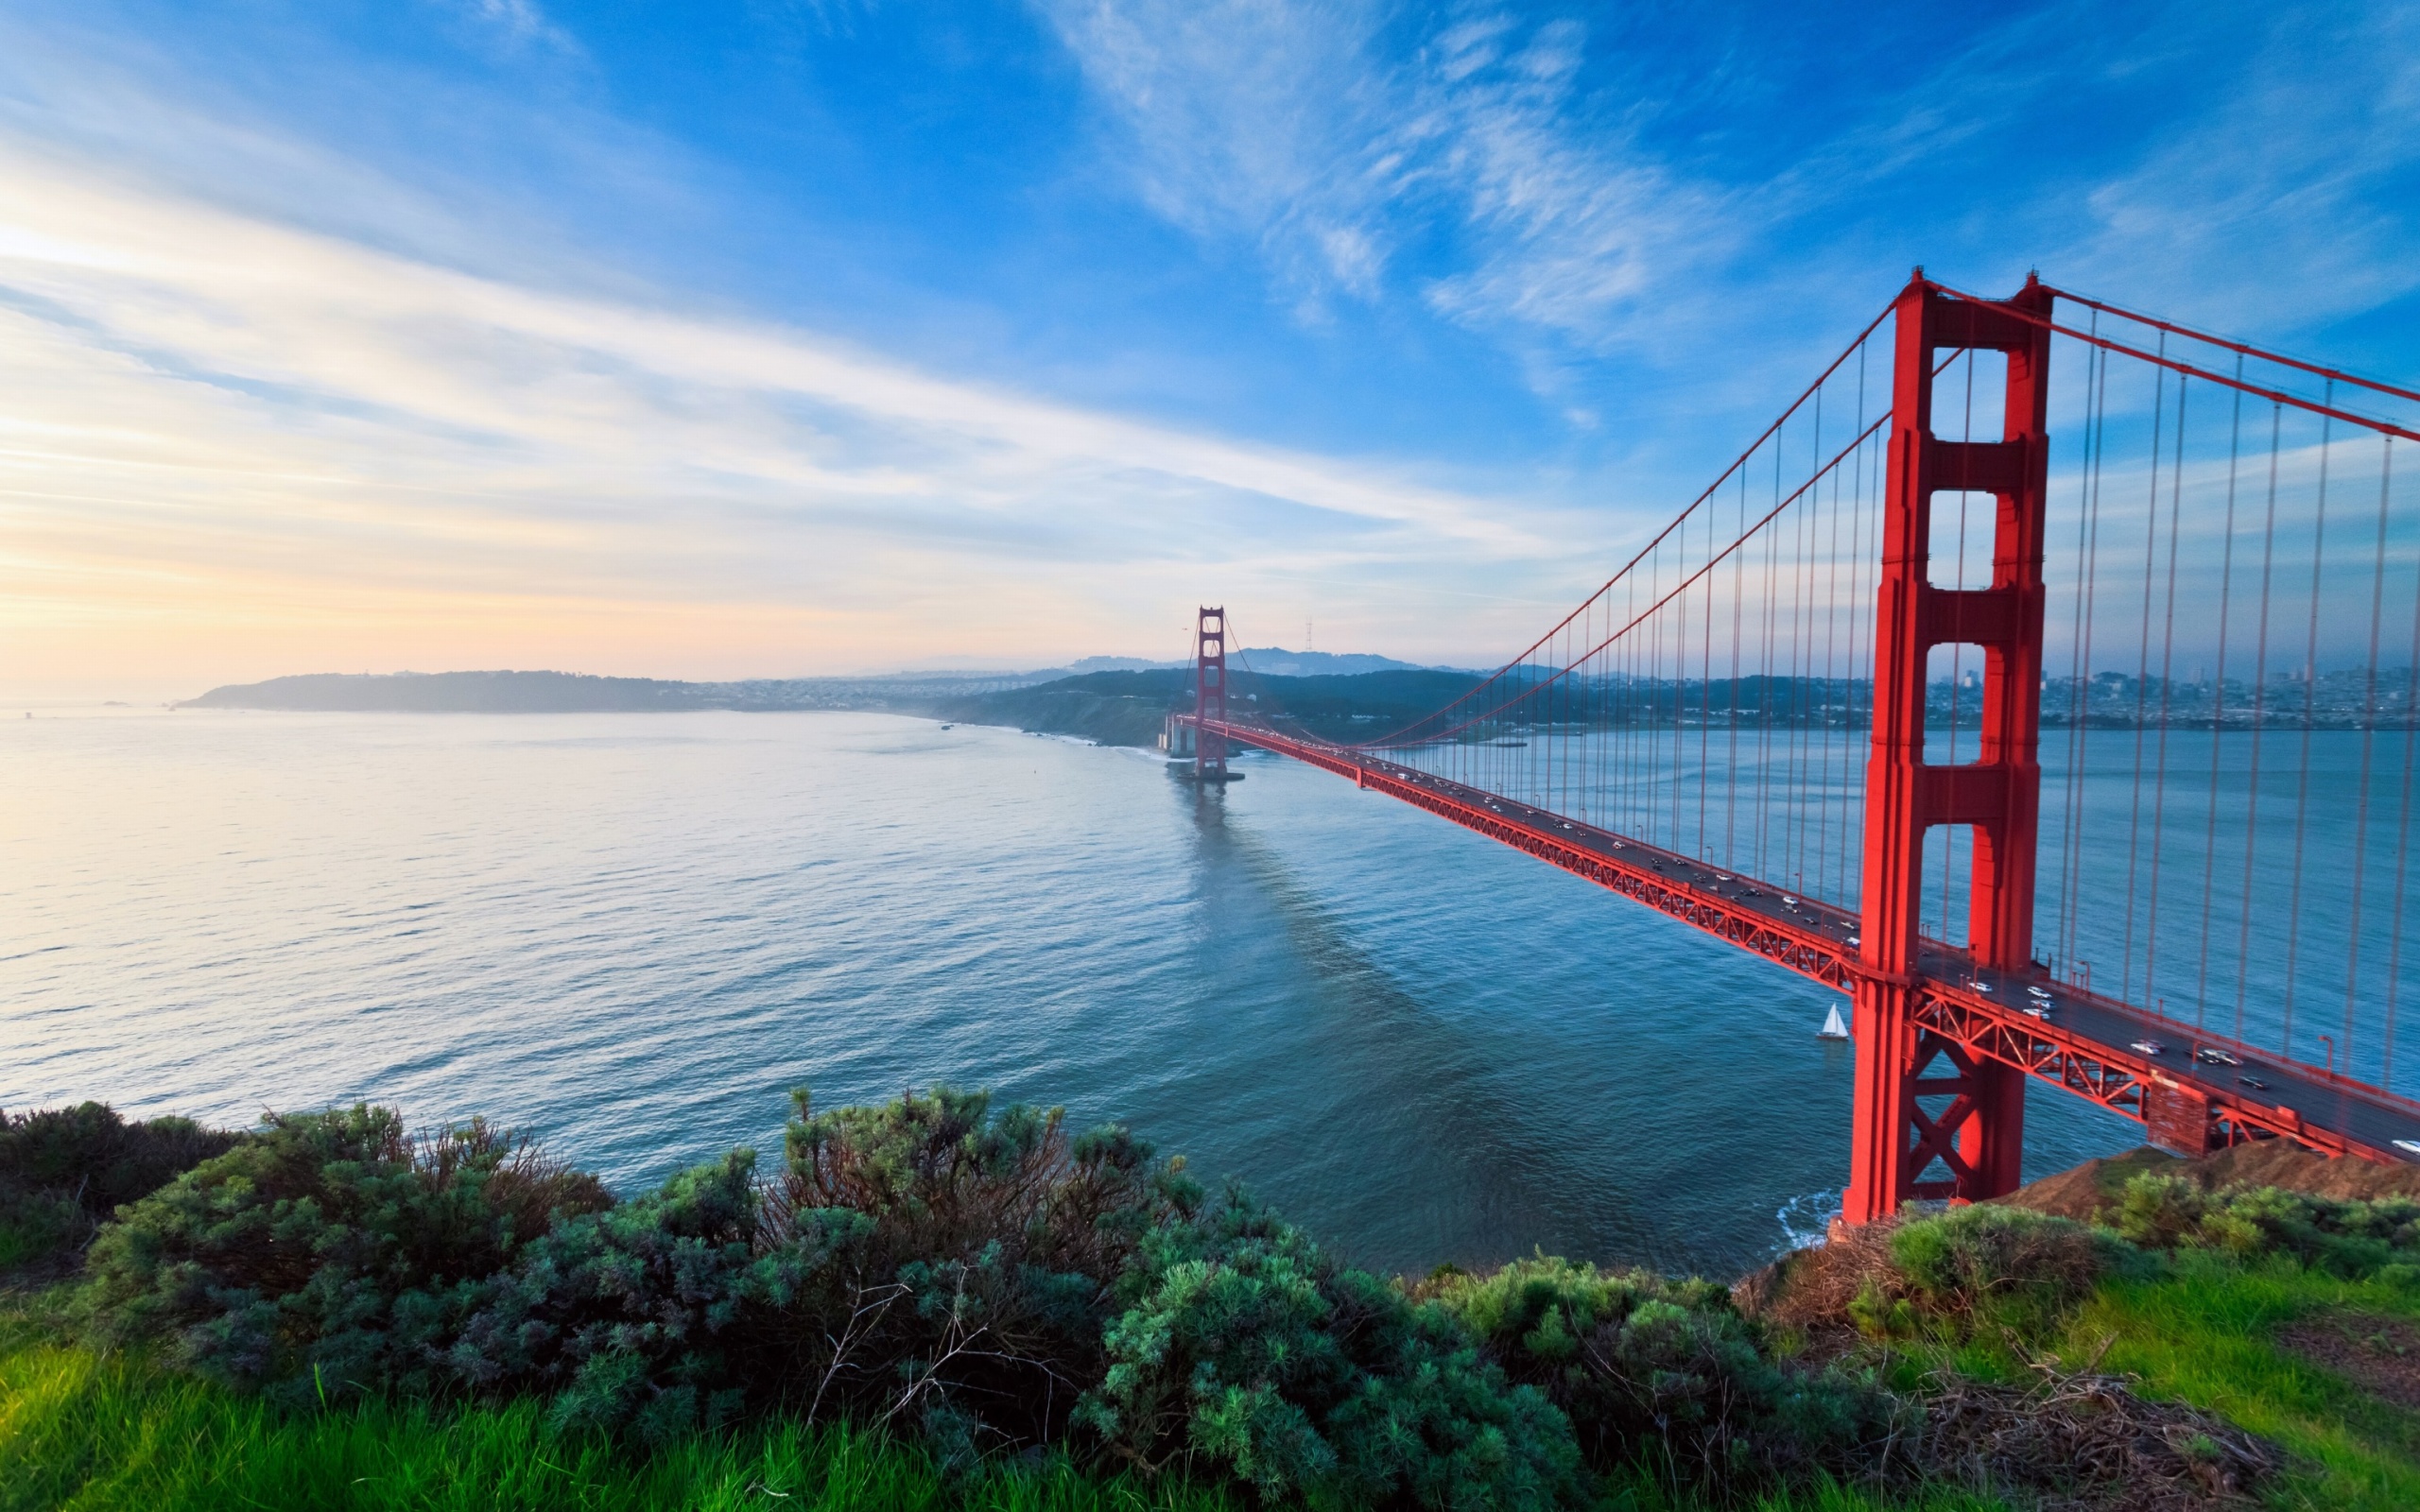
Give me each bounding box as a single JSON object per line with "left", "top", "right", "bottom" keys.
{"left": 1844, "top": 270, "right": 2051, "bottom": 1226}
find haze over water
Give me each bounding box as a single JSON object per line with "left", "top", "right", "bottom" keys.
{"left": 1, "top": 706, "right": 2171, "bottom": 1280}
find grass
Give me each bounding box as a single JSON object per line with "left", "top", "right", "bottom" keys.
{"left": 2056, "top": 1248, "right": 2420, "bottom": 1512}
{"left": 0, "top": 1319, "right": 1235, "bottom": 1512}
{"left": 0, "top": 1302, "right": 2003, "bottom": 1512}
{"left": 1594, "top": 1471, "right": 2005, "bottom": 1512}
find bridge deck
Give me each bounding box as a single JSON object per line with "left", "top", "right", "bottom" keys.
{"left": 1205, "top": 719, "right": 2420, "bottom": 1169}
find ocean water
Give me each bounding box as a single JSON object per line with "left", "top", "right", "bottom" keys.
{"left": 5, "top": 707, "right": 2187, "bottom": 1280}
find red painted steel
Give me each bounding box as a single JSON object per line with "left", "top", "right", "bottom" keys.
{"left": 1212, "top": 726, "right": 1859, "bottom": 985}
{"left": 1178, "top": 270, "right": 2420, "bottom": 1208}
{"left": 1195, "top": 607, "right": 1229, "bottom": 782}
{"left": 1934, "top": 283, "right": 2420, "bottom": 444}
{"left": 2038, "top": 286, "right": 2420, "bottom": 407}
{"left": 1199, "top": 714, "right": 2420, "bottom": 1169}
{"left": 1845, "top": 273, "right": 2052, "bottom": 1222}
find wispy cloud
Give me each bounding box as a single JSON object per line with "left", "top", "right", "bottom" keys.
{"left": 0, "top": 128, "right": 1582, "bottom": 688}
{"left": 2050, "top": 2, "right": 2420, "bottom": 334}
{"left": 439, "top": 0, "right": 580, "bottom": 57}
{"left": 1032, "top": 0, "right": 1411, "bottom": 313}
{"left": 1033, "top": 4, "right": 1728, "bottom": 349}
{"left": 1036, "top": 0, "right": 2420, "bottom": 388}
{"left": 6, "top": 0, "right": 2413, "bottom": 695}
{"left": 1408, "top": 18, "right": 1727, "bottom": 352}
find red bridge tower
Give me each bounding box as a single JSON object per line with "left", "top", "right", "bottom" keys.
{"left": 1195, "top": 607, "right": 1230, "bottom": 783}
{"left": 1844, "top": 272, "right": 2054, "bottom": 1225}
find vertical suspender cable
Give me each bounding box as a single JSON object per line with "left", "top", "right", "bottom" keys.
{"left": 2194, "top": 361, "right": 2247, "bottom": 1032}
{"left": 1795, "top": 396, "right": 1823, "bottom": 888}
{"left": 1728, "top": 466, "right": 1748, "bottom": 866}
{"left": 2282, "top": 389, "right": 2335, "bottom": 1059}
{"left": 1819, "top": 394, "right": 1847, "bottom": 903}
{"left": 2234, "top": 406, "right": 2284, "bottom": 1040}
{"left": 2144, "top": 377, "right": 2189, "bottom": 1015}
{"left": 2119, "top": 343, "right": 2178, "bottom": 1001}
{"left": 2054, "top": 339, "right": 2092, "bottom": 972}
{"left": 1700, "top": 491, "right": 1717, "bottom": 855}
{"left": 1759, "top": 449, "right": 1780, "bottom": 878}
{"left": 2064, "top": 336, "right": 2111, "bottom": 972}
{"left": 2343, "top": 435, "right": 2394, "bottom": 1078}
{"left": 1678, "top": 523, "right": 1688, "bottom": 849}
{"left": 2383, "top": 442, "right": 2416, "bottom": 1095}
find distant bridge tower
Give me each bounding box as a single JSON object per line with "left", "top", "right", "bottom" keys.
{"left": 1844, "top": 271, "right": 2052, "bottom": 1226}
{"left": 1195, "top": 606, "right": 1229, "bottom": 782}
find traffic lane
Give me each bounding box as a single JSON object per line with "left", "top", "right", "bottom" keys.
{"left": 1928, "top": 954, "right": 2420, "bottom": 1157}
{"left": 1364, "top": 760, "right": 2420, "bottom": 1157}
{"left": 1393, "top": 766, "right": 1859, "bottom": 939}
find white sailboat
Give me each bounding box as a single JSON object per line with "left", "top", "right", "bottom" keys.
{"left": 1817, "top": 1003, "right": 1850, "bottom": 1040}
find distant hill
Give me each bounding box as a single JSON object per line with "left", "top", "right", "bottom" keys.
{"left": 182, "top": 668, "right": 1072, "bottom": 713}
{"left": 929, "top": 666, "right": 1490, "bottom": 747}
{"left": 931, "top": 670, "right": 1189, "bottom": 747}
{"left": 182, "top": 671, "right": 714, "bottom": 713}
{"left": 1231, "top": 647, "right": 1461, "bottom": 677}
{"left": 178, "top": 660, "right": 1497, "bottom": 747}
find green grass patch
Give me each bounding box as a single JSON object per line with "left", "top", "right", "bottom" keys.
{"left": 0, "top": 1312, "right": 2002, "bottom": 1512}
{"left": 0, "top": 1322, "right": 1236, "bottom": 1512}
{"left": 2060, "top": 1248, "right": 2420, "bottom": 1512}
{"left": 1590, "top": 1468, "right": 2005, "bottom": 1512}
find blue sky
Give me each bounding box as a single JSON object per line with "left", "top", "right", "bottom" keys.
{"left": 3, "top": 0, "right": 2415, "bottom": 691}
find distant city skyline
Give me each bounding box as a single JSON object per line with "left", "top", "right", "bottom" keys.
{"left": 4, "top": 0, "right": 2415, "bottom": 698}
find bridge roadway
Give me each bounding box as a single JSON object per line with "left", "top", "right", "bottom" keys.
{"left": 1201, "top": 718, "right": 2420, "bottom": 1169}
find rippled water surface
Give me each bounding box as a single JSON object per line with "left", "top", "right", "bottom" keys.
{"left": 2, "top": 708, "right": 2146, "bottom": 1279}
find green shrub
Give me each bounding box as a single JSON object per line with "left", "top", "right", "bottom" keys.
{"left": 772, "top": 1085, "right": 1202, "bottom": 1459}
{"left": 0, "top": 1103, "right": 240, "bottom": 1274}
{"left": 1888, "top": 1205, "right": 2118, "bottom": 1314}
{"left": 79, "top": 1105, "right": 610, "bottom": 1404}
{"left": 2107, "top": 1173, "right": 2211, "bottom": 1250}
{"left": 1079, "top": 1186, "right": 1584, "bottom": 1510}
{"left": 2201, "top": 1185, "right": 2420, "bottom": 1275}
{"left": 428, "top": 1149, "right": 868, "bottom": 1443}
{"left": 0, "top": 1190, "right": 81, "bottom": 1271}
{"left": 1437, "top": 1255, "right": 1897, "bottom": 1493}
{"left": 0, "top": 1102, "right": 239, "bottom": 1214}
{"left": 2105, "top": 1171, "right": 2420, "bottom": 1277}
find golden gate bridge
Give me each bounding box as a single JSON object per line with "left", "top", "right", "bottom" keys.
{"left": 1176, "top": 270, "right": 2420, "bottom": 1227}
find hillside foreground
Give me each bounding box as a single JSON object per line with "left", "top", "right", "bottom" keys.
{"left": 3, "top": 1095, "right": 2417, "bottom": 1511}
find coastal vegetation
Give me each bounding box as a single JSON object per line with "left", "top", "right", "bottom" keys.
{"left": 5, "top": 1097, "right": 2419, "bottom": 1510}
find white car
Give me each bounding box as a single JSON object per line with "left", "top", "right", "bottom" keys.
{"left": 2395, "top": 1139, "right": 2420, "bottom": 1159}
{"left": 2131, "top": 1039, "right": 2166, "bottom": 1057}
{"left": 2194, "top": 1047, "right": 2240, "bottom": 1067}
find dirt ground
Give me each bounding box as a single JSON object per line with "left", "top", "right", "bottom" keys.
{"left": 2276, "top": 1311, "right": 2420, "bottom": 1413}
{"left": 1999, "top": 1142, "right": 2420, "bottom": 1226}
